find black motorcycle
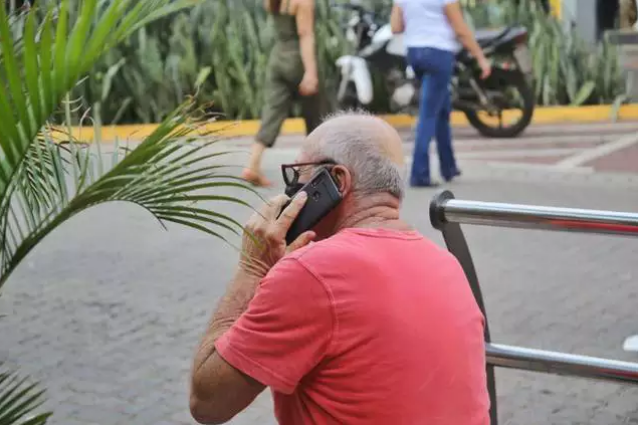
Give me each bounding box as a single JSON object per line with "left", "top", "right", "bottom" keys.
{"left": 334, "top": 3, "right": 535, "bottom": 138}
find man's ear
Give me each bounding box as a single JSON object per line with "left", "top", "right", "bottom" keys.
{"left": 332, "top": 165, "right": 351, "bottom": 195}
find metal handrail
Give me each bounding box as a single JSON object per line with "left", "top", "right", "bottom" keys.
{"left": 428, "top": 190, "right": 638, "bottom": 425}
{"left": 487, "top": 343, "right": 638, "bottom": 385}
{"left": 430, "top": 196, "right": 638, "bottom": 236}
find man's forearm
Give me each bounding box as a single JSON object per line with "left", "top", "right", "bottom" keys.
{"left": 190, "top": 266, "right": 267, "bottom": 424}
{"left": 193, "top": 268, "right": 263, "bottom": 373}
{"left": 190, "top": 194, "right": 311, "bottom": 424}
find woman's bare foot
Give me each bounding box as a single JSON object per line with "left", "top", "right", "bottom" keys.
{"left": 241, "top": 168, "right": 272, "bottom": 187}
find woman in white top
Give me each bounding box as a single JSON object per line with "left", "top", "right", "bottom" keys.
{"left": 391, "top": 0, "right": 491, "bottom": 187}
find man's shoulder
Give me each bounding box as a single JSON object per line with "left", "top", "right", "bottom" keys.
{"left": 265, "top": 234, "right": 353, "bottom": 281}
{"left": 259, "top": 239, "right": 341, "bottom": 304}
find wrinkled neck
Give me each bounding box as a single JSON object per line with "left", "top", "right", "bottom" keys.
{"left": 335, "top": 194, "right": 411, "bottom": 232}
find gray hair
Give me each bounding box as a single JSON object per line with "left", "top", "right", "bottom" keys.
{"left": 304, "top": 111, "right": 406, "bottom": 200}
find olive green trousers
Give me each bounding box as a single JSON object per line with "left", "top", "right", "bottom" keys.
{"left": 256, "top": 43, "right": 328, "bottom": 147}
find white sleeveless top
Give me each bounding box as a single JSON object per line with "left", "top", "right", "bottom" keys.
{"left": 394, "top": 0, "right": 460, "bottom": 52}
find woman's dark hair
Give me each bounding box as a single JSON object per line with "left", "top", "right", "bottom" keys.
{"left": 269, "top": 0, "right": 283, "bottom": 15}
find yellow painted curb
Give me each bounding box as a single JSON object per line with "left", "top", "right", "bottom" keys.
{"left": 55, "top": 104, "right": 638, "bottom": 142}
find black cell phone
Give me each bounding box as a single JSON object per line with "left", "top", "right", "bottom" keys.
{"left": 281, "top": 167, "right": 343, "bottom": 245}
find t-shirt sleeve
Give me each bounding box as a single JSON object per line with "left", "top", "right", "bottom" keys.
{"left": 215, "top": 257, "right": 334, "bottom": 395}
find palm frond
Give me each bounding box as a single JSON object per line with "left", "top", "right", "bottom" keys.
{"left": 0, "top": 0, "right": 198, "bottom": 198}
{"left": 0, "top": 363, "right": 52, "bottom": 425}
{"left": 0, "top": 0, "right": 259, "bottom": 288}
{"left": 0, "top": 98, "right": 258, "bottom": 288}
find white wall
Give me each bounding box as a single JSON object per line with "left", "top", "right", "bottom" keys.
{"left": 561, "top": 0, "right": 598, "bottom": 45}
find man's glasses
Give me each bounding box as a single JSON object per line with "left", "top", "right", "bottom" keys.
{"left": 281, "top": 159, "right": 337, "bottom": 197}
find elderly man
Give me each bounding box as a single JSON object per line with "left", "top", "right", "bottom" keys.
{"left": 189, "top": 112, "right": 489, "bottom": 425}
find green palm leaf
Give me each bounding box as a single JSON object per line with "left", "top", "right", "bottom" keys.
{"left": 0, "top": 364, "right": 51, "bottom": 425}
{"left": 0, "top": 0, "right": 187, "bottom": 193}
{"left": 0, "top": 0, "right": 258, "bottom": 288}
{"left": 0, "top": 99, "right": 258, "bottom": 288}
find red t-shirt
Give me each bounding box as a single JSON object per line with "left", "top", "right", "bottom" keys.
{"left": 216, "top": 228, "right": 489, "bottom": 425}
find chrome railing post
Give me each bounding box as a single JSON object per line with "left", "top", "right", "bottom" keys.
{"left": 430, "top": 190, "right": 499, "bottom": 425}
{"left": 428, "top": 190, "right": 638, "bottom": 425}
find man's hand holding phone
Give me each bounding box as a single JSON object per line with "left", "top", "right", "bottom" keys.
{"left": 239, "top": 192, "right": 316, "bottom": 279}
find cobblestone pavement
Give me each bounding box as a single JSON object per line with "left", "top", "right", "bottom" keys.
{"left": 1, "top": 124, "right": 638, "bottom": 425}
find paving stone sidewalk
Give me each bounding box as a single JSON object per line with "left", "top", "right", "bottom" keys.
{"left": 0, "top": 151, "right": 638, "bottom": 425}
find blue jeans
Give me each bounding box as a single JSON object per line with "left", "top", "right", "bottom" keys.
{"left": 407, "top": 47, "right": 459, "bottom": 186}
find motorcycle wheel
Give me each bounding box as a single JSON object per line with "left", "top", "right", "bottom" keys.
{"left": 464, "top": 70, "right": 535, "bottom": 139}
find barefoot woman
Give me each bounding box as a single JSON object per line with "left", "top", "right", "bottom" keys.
{"left": 242, "top": 0, "right": 322, "bottom": 187}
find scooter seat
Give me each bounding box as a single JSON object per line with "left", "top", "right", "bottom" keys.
{"left": 474, "top": 27, "right": 511, "bottom": 47}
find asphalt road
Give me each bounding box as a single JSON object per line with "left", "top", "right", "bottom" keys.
{"left": 1, "top": 122, "right": 638, "bottom": 425}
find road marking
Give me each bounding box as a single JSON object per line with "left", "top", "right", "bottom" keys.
{"left": 554, "top": 132, "right": 638, "bottom": 169}
{"left": 623, "top": 335, "right": 638, "bottom": 352}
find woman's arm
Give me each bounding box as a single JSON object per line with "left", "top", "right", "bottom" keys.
{"left": 444, "top": 1, "right": 491, "bottom": 78}
{"left": 390, "top": 4, "right": 405, "bottom": 34}
{"left": 295, "top": 0, "right": 318, "bottom": 95}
